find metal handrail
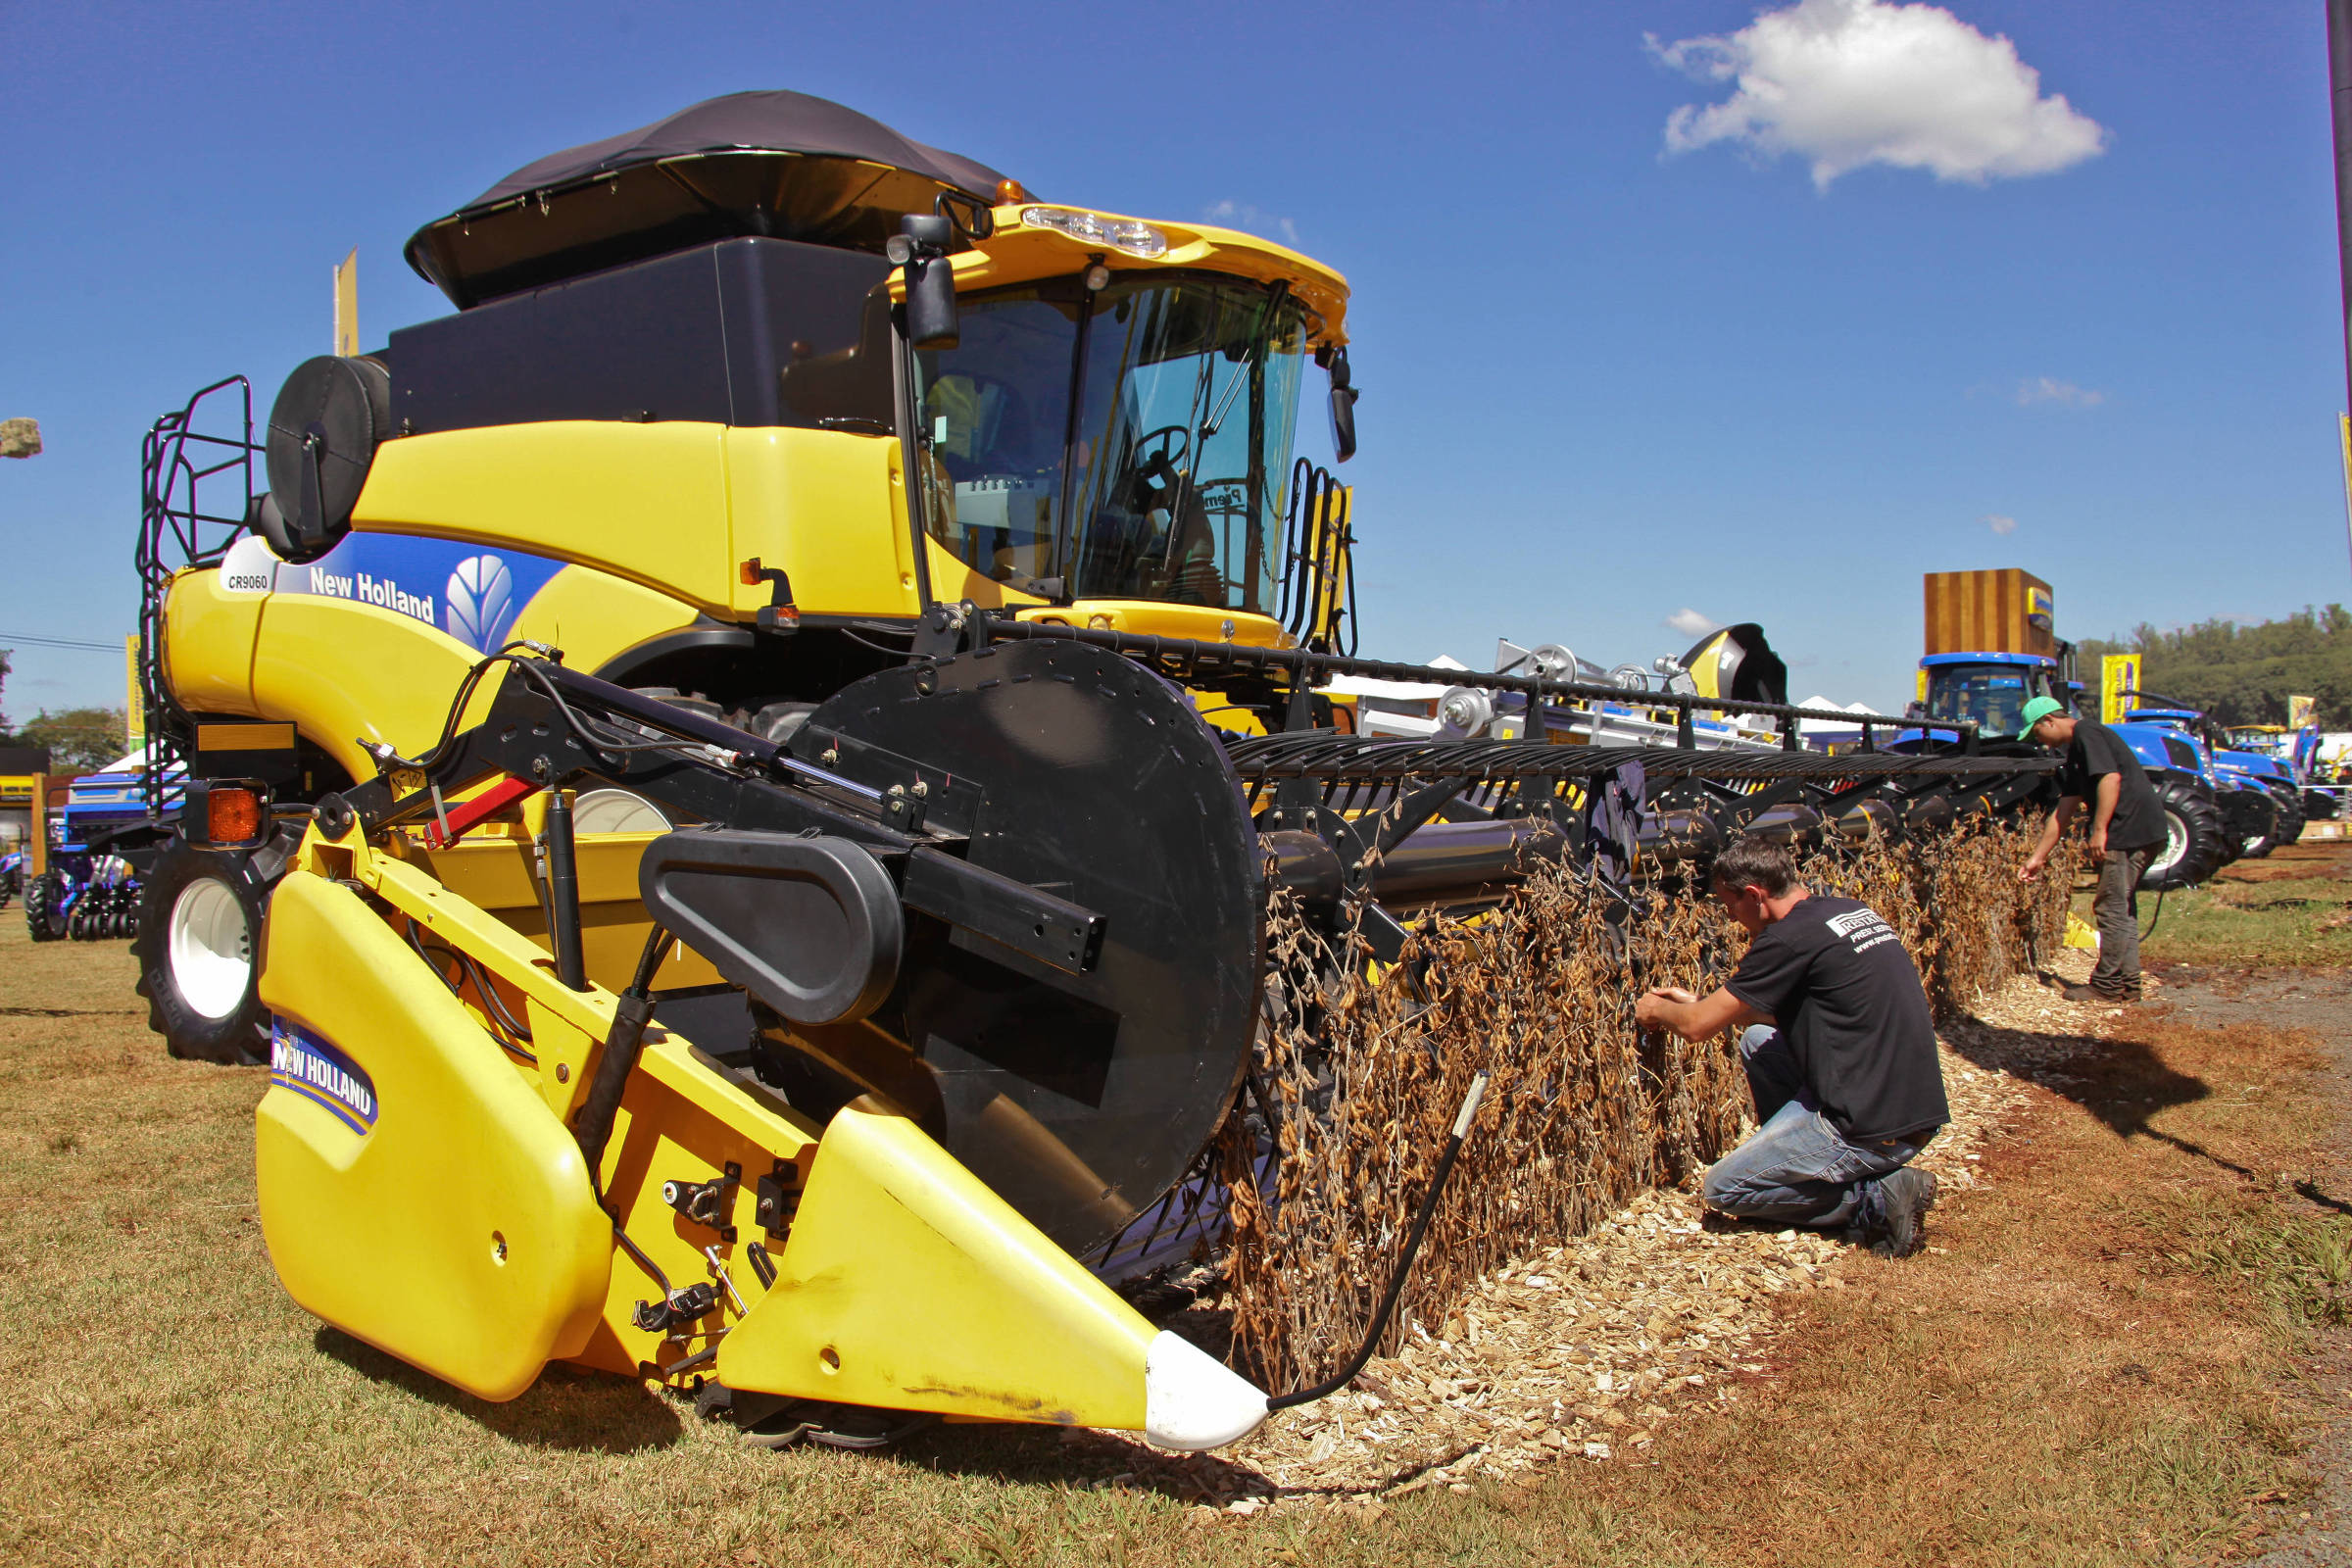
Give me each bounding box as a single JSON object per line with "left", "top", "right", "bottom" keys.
{"left": 135, "top": 377, "right": 259, "bottom": 817}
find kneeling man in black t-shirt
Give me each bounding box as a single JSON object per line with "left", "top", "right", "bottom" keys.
{"left": 1635, "top": 837, "right": 1948, "bottom": 1256}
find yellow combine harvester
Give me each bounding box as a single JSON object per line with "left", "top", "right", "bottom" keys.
{"left": 131, "top": 91, "right": 2048, "bottom": 1448}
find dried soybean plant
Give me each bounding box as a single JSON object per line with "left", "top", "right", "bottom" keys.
{"left": 1218, "top": 812, "right": 2068, "bottom": 1387}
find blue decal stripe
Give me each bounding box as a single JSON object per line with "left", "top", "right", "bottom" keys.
{"left": 270, "top": 1072, "right": 372, "bottom": 1135}
{"left": 268, "top": 534, "right": 569, "bottom": 654}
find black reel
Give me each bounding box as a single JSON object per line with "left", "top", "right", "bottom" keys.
{"left": 746, "top": 638, "right": 1268, "bottom": 1260}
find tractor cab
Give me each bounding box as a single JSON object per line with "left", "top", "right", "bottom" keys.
{"left": 1917, "top": 651, "right": 2065, "bottom": 739}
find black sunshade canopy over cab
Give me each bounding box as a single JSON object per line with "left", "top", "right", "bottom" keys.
{"left": 405, "top": 90, "right": 1017, "bottom": 309}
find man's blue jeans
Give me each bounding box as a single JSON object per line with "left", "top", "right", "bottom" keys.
{"left": 1701, "top": 1025, "right": 1930, "bottom": 1229}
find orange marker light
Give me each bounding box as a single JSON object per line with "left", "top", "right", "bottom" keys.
{"left": 208, "top": 788, "right": 263, "bottom": 846}
{"left": 996, "top": 177, "right": 1032, "bottom": 205}
{"left": 739, "top": 558, "right": 763, "bottom": 586}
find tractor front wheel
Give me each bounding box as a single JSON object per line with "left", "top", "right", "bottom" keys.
{"left": 2228, "top": 788, "right": 2281, "bottom": 860}
{"left": 2142, "top": 780, "right": 2229, "bottom": 892}
{"left": 24, "top": 870, "right": 68, "bottom": 942}
{"left": 134, "top": 838, "right": 272, "bottom": 1065}
{"left": 2268, "top": 786, "right": 2306, "bottom": 851}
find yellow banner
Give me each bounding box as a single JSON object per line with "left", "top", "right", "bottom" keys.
{"left": 2101, "top": 653, "right": 2140, "bottom": 724}
{"left": 124, "top": 634, "right": 144, "bottom": 749}
{"left": 2290, "top": 694, "right": 2318, "bottom": 730}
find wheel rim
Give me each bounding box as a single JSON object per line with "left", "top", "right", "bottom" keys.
{"left": 2149, "top": 808, "right": 2189, "bottom": 877}
{"left": 169, "top": 877, "right": 252, "bottom": 1021}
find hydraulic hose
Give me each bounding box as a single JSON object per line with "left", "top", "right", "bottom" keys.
{"left": 1267, "top": 1070, "right": 1489, "bottom": 1411}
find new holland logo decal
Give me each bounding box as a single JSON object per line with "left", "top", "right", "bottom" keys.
{"left": 269, "top": 1018, "right": 377, "bottom": 1134}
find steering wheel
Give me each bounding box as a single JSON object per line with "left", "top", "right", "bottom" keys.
{"left": 1121, "top": 425, "right": 1193, "bottom": 513}
{"left": 1130, "top": 424, "right": 1191, "bottom": 469}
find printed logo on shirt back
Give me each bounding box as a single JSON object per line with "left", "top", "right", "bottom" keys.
{"left": 1825, "top": 906, "right": 1898, "bottom": 955}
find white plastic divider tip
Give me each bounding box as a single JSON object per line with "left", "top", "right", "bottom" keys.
{"left": 1143, "top": 1330, "right": 1268, "bottom": 1451}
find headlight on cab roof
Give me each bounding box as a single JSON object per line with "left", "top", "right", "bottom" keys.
{"left": 1021, "top": 207, "right": 1168, "bottom": 259}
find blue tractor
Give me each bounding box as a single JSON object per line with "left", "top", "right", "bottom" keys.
{"left": 2126, "top": 703, "right": 2304, "bottom": 858}
{"left": 22, "top": 751, "right": 179, "bottom": 943}
{"left": 1912, "top": 650, "right": 2230, "bottom": 891}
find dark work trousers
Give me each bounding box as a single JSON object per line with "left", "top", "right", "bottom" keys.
{"left": 2090, "top": 846, "right": 2154, "bottom": 999}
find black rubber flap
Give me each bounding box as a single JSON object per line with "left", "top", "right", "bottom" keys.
{"left": 777, "top": 639, "right": 1264, "bottom": 1259}
{"left": 1679, "top": 622, "right": 1789, "bottom": 708}
{"left": 641, "top": 830, "right": 903, "bottom": 1027}
{"left": 265, "top": 356, "right": 390, "bottom": 560}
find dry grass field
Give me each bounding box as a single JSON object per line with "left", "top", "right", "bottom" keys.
{"left": 2140, "top": 840, "right": 2352, "bottom": 968}
{"left": 2, "top": 845, "right": 2346, "bottom": 1565}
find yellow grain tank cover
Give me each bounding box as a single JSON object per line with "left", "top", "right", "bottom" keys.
{"left": 255, "top": 870, "right": 612, "bottom": 1401}
{"left": 717, "top": 1103, "right": 1269, "bottom": 1450}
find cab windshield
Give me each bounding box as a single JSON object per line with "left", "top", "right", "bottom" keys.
{"left": 1925, "top": 662, "right": 2047, "bottom": 736}
{"left": 912, "top": 272, "right": 1309, "bottom": 613}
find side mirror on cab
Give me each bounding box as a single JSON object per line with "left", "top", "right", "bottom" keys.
{"left": 1325, "top": 347, "right": 1359, "bottom": 464}
{"left": 890, "top": 214, "right": 959, "bottom": 351}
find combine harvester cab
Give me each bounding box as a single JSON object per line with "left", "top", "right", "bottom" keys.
{"left": 132, "top": 90, "right": 2061, "bottom": 1448}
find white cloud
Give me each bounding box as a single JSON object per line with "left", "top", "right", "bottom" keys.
{"left": 2014, "top": 375, "right": 2104, "bottom": 409}
{"left": 1983, "top": 513, "right": 2017, "bottom": 535}
{"left": 1204, "top": 200, "right": 1301, "bottom": 248}
{"left": 1666, "top": 607, "right": 1722, "bottom": 638}
{"left": 1650, "top": 0, "right": 2107, "bottom": 190}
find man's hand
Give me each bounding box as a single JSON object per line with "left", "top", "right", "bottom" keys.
{"left": 2087, "top": 827, "right": 2108, "bottom": 859}
{"left": 1635, "top": 986, "right": 1696, "bottom": 1029}
{"left": 2019, "top": 854, "right": 2045, "bottom": 884}
{"left": 1638, "top": 985, "right": 1765, "bottom": 1042}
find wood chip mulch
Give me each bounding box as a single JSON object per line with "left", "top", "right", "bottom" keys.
{"left": 1057, "top": 951, "right": 2121, "bottom": 1514}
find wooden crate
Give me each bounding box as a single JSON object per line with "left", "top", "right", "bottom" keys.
{"left": 1924, "top": 568, "right": 2056, "bottom": 658}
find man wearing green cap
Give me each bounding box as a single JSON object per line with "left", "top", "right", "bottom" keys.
{"left": 2017, "top": 696, "right": 2167, "bottom": 1002}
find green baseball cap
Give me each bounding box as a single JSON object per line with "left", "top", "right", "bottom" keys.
{"left": 2016, "top": 695, "right": 2067, "bottom": 738}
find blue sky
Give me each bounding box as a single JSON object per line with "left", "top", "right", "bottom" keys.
{"left": 1, "top": 0, "right": 2344, "bottom": 716}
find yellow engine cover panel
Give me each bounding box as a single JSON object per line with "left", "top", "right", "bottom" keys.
{"left": 255, "top": 870, "right": 612, "bottom": 1401}
{"left": 354, "top": 422, "right": 737, "bottom": 613}
{"left": 724, "top": 428, "right": 921, "bottom": 618}
{"left": 717, "top": 1104, "right": 1155, "bottom": 1429}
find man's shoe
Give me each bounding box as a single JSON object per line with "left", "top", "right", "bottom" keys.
{"left": 1864, "top": 1168, "right": 1938, "bottom": 1258}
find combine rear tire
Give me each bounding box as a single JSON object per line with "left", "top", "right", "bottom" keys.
{"left": 24, "top": 870, "right": 68, "bottom": 942}
{"left": 2143, "top": 780, "right": 2228, "bottom": 892}
{"left": 134, "top": 838, "right": 271, "bottom": 1066}
{"left": 2306, "top": 789, "right": 2341, "bottom": 822}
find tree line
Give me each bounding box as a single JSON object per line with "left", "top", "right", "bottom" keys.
{"left": 2077, "top": 605, "right": 2352, "bottom": 728}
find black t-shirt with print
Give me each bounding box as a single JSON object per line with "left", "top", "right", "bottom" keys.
{"left": 2056, "top": 719, "right": 2167, "bottom": 853}
{"left": 1726, "top": 895, "right": 1948, "bottom": 1143}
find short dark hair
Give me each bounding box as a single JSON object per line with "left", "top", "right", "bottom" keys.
{"left": 1710, "top": 837, "right": 1796, "bottom": 898}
